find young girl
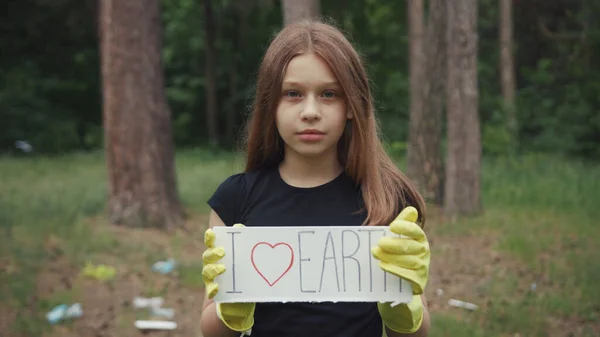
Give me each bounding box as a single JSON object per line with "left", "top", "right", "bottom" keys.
{"left": 200, "top": 20, "right": 431, "bottom": 337}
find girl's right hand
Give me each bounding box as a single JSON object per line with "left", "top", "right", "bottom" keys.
{"left": 202, "top": 224, "right": 256, "bottom": 333}
{"left": 202, "top": 226, "right": 227, "bottom": 298}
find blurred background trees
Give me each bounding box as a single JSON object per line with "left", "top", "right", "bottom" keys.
{"left": 0, "top": 0, "right": 600, "bottom": 158}
{"left": 282, "top": 0, "right": 321, "bottom": 25}
{"left": 2, "top": 0, "right": 599, "bottom": 225}
{"left": 99, "top": 0, "right": 183, "bottom": 229}
{"left": 406, "top": 0, "right": 445, "bottom": 206}
{"left": 443, "top": 0, "right": 482, "bottom": 219}
{"left": 3, "top": 0, "right": 597, "bottom": 158}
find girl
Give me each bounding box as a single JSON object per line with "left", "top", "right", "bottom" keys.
{"left": 200, "top": 20, "right": 431, "bottom": 337}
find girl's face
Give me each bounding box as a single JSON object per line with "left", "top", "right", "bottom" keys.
{"left": 275, "top": 53, "right": 350, "bottom": 161}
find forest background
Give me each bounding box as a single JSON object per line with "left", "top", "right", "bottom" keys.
{"left": 1, "top": 0, "right": 599, "bottom": 336}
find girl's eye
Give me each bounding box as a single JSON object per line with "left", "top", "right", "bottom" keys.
{"left": 284, "top": 91, "right": 301, "bottom": 98}
{"left": 323, "top": 90, "right": 336, "bottom": 98}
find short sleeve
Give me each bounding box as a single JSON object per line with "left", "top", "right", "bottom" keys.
{"left": 207, "top": 173, "right": 245, "bottom": 226}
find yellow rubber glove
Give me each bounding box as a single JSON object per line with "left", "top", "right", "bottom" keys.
{"left": 372, "top": 206, "right": 430, "bottom": 334}
{"left": 203, "top": 224, "right": 256, "bottom": 333}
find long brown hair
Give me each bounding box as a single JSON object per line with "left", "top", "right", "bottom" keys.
{"left": 242, "top": 20, "right": 426, "bottom": 227}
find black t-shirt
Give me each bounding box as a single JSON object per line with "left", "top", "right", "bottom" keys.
{"left": 207, "top": 166, "right": 384, "bottom": 337}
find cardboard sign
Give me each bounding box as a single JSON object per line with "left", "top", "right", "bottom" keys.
{"left": 212, "top": 226, "right": 413, "bottom": 304}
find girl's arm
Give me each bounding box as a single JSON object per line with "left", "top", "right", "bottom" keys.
{"left": 200, "top": 293, "right": 239, "bottom": 337}
{"left": 384, "top": 295, "right": 431, "bottom": 337}
{"left": 199, "top": 211, "right": 240, "bottom": 337}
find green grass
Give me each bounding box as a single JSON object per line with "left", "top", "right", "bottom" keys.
{"left": 1, "top": 149, "right": 598, "bottom": 336}
{"left": 0, "top": 148, "right": 242, "bottom": 335}
{"left": 430, "top": 153, "right": 600, "bottom": 336}
{"left": 429, "top": 313, "right": 487, "bottom": 337}
{"left": 179, "top": 261, "right": 207, "bottom": 288}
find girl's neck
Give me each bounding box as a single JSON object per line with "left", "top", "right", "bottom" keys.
{"left": 278, "top": 151, "right": 343, "bottom": 188}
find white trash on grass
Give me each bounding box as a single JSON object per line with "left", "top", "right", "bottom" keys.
{"left": 448, "top": 299, "right": 479, "bottom": 311}
{"left": 135, "top": 320, "right": 177, "bottom": 330}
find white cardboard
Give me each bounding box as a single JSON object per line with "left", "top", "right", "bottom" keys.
{"left": 212, "top": 226, "right": 413, "bottom": 304}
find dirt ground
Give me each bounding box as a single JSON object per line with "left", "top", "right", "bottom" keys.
{"left": 26, "top": 217, "right": 209, "bottom": 337}
{"left": 5, "top": 214, "right": 597, "bottom": 337}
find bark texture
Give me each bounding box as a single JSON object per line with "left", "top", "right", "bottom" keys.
{"left": 444, "top": 0, "right": 482, "bottom": 219}
{"left": 500, "top": 0, "right": 517, "bottom": 142}
{"left": 281, "top": 0, "right": 321, "bottom": 25}
{"left": 204, "top": 0, "right": 219, "bottom": 145}
{"left": 226, "top": 0, "right": 246, "bottom": 142}
{"left": 100, "top": 0, "right": 183, "bottom": 229}
{"left": 406, "top": 0, "right": 446, "bottom": 206}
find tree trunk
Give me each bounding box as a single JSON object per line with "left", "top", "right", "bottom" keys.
{"left": 406, "top": 0, "right": 426, "bottom": 193}
{"left": 500, "top": 0, "right": 517, "bottom": 145}
{"left": 444, "top": 0, "right": 482, "bottom": 219}
{"left": 226, "top": 0, "right": 245, "bottom": 143}
{"left": 204, "top": 0, "right": 219, "bottom": 146}
{"left": 100, "top": 0, "right": 184, "bottom": 229}
{"left": 226, "top": 63, "right": 238, "bottom": 143}
{"left": 406, "top": 0, "right": 446, "bottom": 206}
{"left": 281, "top": 0, "right": 320, "bottom": 25}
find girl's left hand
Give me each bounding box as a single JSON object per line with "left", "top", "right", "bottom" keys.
{"left": 371, "top": 206, "right": 430, "bottom": 294}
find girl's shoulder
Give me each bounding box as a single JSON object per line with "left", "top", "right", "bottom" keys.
{"left": 210, "top": 168, "right": 274, "bottom": 207}
{"left": 213, "top": 169, "right": 268, "bottom": 197}
{"left": 208, "top": 169, "right": 274, "bottom": 226}
{"left": 215, "top": 171, "right": 246, "bottom": 192}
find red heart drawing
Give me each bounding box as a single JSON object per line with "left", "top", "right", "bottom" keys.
{"left": 251, "top": 242, "right": 294, "bottom": 287}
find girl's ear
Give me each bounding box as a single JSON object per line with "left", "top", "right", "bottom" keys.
{"left": 346, "top": 110, "right": 353, "bottom": 119}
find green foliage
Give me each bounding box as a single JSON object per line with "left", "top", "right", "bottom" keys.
{"left": 384, "top": 140, "right": 408, "bottom": 160}
{"left": 483, "top": 123, "right": 513, "bottom": 156}
{"left": 517, "top": 58, "right": 600, "bottom": 157}
{"left": 1, "top": 0, "right": 599, "bottom": 159}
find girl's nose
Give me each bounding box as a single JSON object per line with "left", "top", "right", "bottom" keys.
{"left": 300, "top": 97, "right": 321, "bottom": 122}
